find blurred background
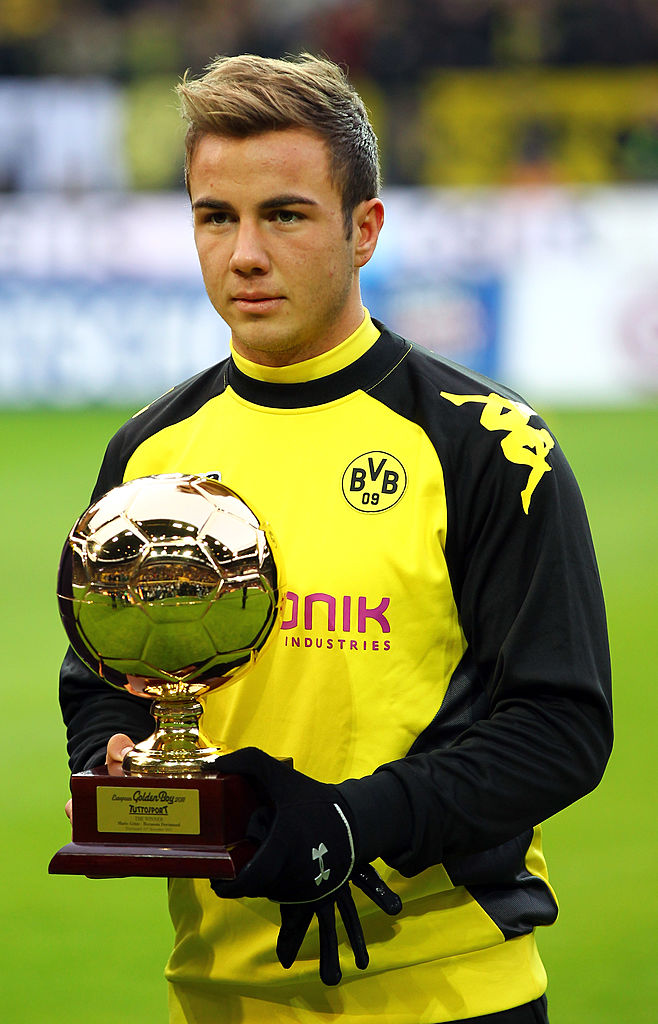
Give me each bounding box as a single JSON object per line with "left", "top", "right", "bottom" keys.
{"left": 2, "top": 0, "right": 658, "bottom": 402}
{"left": 1, "top": 2, "right": 656, "bottom": 1022}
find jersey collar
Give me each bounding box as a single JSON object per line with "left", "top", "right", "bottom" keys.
{"left": 226, "top": 320, "right": 409, "bottom": 410}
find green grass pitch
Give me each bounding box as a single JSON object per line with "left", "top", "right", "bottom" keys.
{"left": 1, "top": 404, "right": 655, "bottom": 1023}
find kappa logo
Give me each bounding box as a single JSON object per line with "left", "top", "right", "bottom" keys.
{"left": 342, "top": 451, "right": 407, "bottom": 513}
{"left": 313, "top": 843, "right": 330, "bottom": 885}
{"left": 441, "top": 391, "right": 555, "bottom": 514}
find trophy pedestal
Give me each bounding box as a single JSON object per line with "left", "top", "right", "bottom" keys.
{"left": 49, "top": 765, "right": 260, "bottom": 879}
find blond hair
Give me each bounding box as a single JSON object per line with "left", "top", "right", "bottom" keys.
{"left": 177, "top": 53, "right": 380, "bottom": 235}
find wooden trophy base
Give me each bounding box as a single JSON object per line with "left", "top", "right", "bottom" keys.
{"left": 49, "top": 764, "right": 260, "bottom": 879}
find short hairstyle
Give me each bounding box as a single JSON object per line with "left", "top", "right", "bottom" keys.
{"left": 176, "top": 53, "right": 380, "bottom": 235}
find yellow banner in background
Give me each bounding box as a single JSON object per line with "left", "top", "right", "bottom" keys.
{"left": 422, "top": 69, "right": 658, "bottom": 185}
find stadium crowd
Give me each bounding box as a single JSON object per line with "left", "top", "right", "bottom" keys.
{"left": 2, "top": 0, "right": 658, "bottom": 79}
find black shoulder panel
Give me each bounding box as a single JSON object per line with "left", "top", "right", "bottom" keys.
{"left": 90, "top": 359, "right": 230, "bottom": 501}
{"left": 367, "top": 322, "right": 530, "bottom": 418}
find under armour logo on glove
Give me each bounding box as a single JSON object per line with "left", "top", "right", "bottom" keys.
{"left": 313, "top": 842, "right": 330, "bottom": 885}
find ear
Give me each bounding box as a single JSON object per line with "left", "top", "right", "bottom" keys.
{"left": 353, "top": 198, "right": 384, "bottom": 269}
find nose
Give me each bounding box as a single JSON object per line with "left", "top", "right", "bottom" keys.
{"left": 229, "top": 220, "right": 270, "bottom": 276}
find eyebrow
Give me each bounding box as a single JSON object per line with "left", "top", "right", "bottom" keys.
{"left": 192, "top": 194, "right": 319, "bottom": 212}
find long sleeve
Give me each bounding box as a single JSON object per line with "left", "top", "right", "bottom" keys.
{"left": 59, "top": 646, "right": 155, "bottom": 772}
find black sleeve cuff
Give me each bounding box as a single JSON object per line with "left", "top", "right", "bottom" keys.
{"left": 335, "top": 769, "right": 415, "bottom": 866}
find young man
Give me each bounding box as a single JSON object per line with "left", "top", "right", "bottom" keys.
{"left": 60, "top": 54, "right": 612, "bottom": 1023}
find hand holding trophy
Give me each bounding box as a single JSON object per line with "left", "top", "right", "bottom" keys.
{"left": 49, "top": 472, "right": 284, "bottom": 879}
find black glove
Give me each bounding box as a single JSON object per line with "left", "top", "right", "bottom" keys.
{"left": 208, "top": 746, "right": 359, "bottom": 902}
{"left": 205, "top": 747, "right": 402, "bottom": 983}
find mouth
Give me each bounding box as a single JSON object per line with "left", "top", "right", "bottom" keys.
{"left": 232, "top": 295, "right": 285, "bottom": 313}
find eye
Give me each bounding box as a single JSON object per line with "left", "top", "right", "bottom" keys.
{"left": 194, "top": 208, "right": 234, "bottom": 228}
{"left": 208, "top": 210, "right": 232, "bottom": 226}
{"left": 272, "top": 209, "right": 303, "bottom": 225}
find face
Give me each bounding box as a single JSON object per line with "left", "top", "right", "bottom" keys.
{"left": 188, "top": 128, "right": 383, "bottom": 366}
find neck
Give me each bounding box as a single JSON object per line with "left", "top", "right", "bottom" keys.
{"left": 231, "top": 310, "right": 380, "bottom": 384}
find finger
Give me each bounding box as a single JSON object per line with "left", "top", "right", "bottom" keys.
{"left": 65, "top": 798, "right": 73, "bottom": 822}
{"left": 105, "top": 733, "right": 134, "bottom": 766}
{"left": 336, "top": 886, "right": 369, "bottom": 971}
{"left": 316, "top": 901, "right": 342, "bottom": 986}
{"left": 276, "top": 903, "right": 315, "bottom": 969}
{"left": 352, "top": 864, "right": 402, "bottom": 915}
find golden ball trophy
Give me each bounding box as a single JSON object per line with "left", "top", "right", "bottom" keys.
{"left": 49, "top": 472, "right": 284, "bottom": 879}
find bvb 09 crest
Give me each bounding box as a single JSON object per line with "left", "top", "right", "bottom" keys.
{"left": 342, "top": 451, "right": 407, "bottom": 513}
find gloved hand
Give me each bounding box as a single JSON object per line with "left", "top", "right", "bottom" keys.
{"left": 205, "top": 747, "right": 402, "bottom": 984}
